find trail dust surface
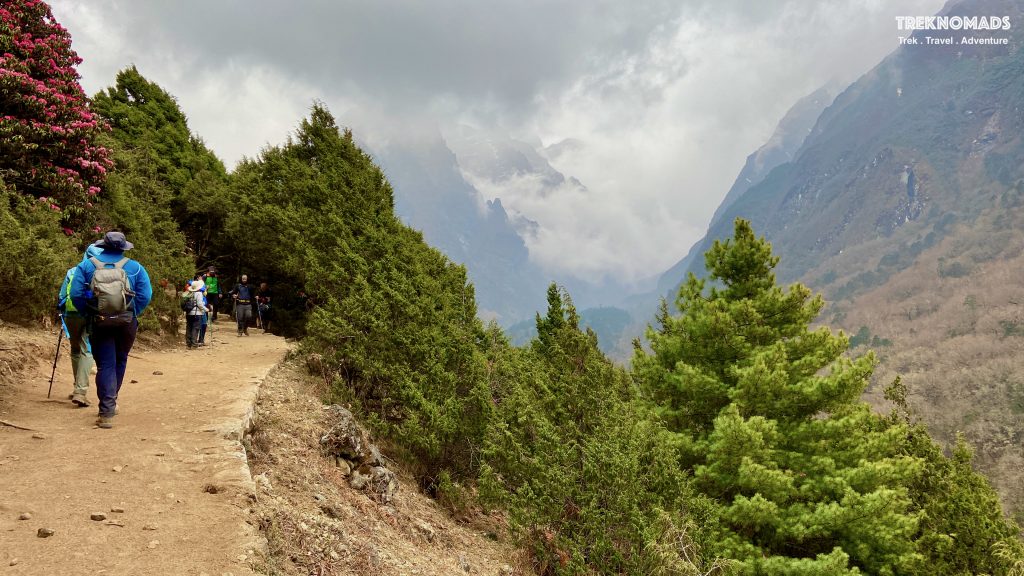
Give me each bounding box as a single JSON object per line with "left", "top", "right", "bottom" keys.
{"left": 0, "top": 321, "right": 291, "bottom": 574}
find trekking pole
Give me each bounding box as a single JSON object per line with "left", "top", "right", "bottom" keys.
{"left": 47, "top": 315, "right": 68, "bottom": 398}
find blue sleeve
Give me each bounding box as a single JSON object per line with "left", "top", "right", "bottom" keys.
{"left": 70, "top": 261, "right": 92, "bottom": 312}
{"left": 57, "top": 270, "right": 72, "bottom": 310}
{"left": 131, "top": 262, "right": 153, "bottom": 316}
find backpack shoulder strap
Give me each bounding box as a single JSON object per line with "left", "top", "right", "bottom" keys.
{"left": 112, "top": 257, "right": 129, "bottom": 269}
{"left": 89, "top": 256, "right": 104, "bottom": 268}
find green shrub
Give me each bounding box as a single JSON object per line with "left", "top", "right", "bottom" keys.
{"left": 938, "top": 260, "right": 971, "bottom": 278}
{"left": 0, "top": 181, "right": 77, "bottom": 323}
{"left": 1000, "top": 320, "right": 1024, "bottom": 338}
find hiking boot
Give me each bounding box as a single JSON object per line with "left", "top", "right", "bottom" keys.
{"left": 95, "top": 416, "right": 114, "bottom": 429}
{"left": 71, "top": 393, "right": 90, "bottom": 407}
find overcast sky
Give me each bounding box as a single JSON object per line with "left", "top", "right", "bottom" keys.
{"left": 51, "top": 0, "right": 947, "bottom": 283}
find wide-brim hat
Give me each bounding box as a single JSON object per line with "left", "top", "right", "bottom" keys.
{"left": 189, "top": 280, "right": 205, "bottom": 292}
{"left": 93, "top": 231, "right": 134, "bottom": 251}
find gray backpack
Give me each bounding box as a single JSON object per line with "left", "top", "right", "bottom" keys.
{"left": 89, "top": 256, "right": 135, "bottom": 327}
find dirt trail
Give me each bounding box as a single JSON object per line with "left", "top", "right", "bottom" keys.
{"left": 0, "top": 322, "right": 291, "bottom": 575}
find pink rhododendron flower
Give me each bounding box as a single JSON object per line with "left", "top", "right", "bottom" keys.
{"left": 1, "top": 0, "right": 110, "bottom": 223}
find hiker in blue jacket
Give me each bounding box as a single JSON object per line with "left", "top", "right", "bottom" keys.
{"left": 70, "top": 231, "right": 153, "bottom": 429}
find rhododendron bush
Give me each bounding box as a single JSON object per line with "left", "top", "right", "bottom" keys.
{"left": 0, "top": 0, "right": 111, "bottom": 227}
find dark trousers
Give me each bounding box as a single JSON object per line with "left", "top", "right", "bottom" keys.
{"left": 207, "top": 293, "right": 220, "bottom": 320}
{"left": 90, "top": 319, "right": 138, "bottom": 418}
{"left": 186, "top": 314, "right": 202, "bottom": 347}
{"left": 236, "top": 304, "right": 252, "bottom": 334}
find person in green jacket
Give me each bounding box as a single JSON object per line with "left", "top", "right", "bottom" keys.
{"left": 56, "top": 245, "right": 103, "bottom": 407}
{"left": 204, "top": 267, "right": 221, "bottom": 321}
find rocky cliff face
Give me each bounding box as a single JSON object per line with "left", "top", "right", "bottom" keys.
{"left": 369, "top": 131, "right": 546, "bottom": 324}
{"left": 657, "top": 85, "right": 836, "bottom": 294}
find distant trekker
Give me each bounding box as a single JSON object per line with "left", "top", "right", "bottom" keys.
{"left": 229, "top": 275, "right": 255, "bottom": 336}
{"left": 70, "top": 231, "right": 152, "bottom": 429}
{"left": 184, "top": 278, "right": 208, "bottom": 349}
{"left": 204, "top": 267, "right": 220, "bottom": 321}
{"left": 256, "top": 281, "right": 272, "bottom": 333}
{"left": 198, "top": 282, "right": 210, "bottom": 346}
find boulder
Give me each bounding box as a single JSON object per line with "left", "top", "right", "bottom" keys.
{"left": 349, "top": 467, "right": 371, "bottom": 490}
{"left": 320, "top": 406, "right": 375, "bottom": 464}
{"left": 369, "top": 466, "right": 399, "bottom": 503}
{"left": 334, "top": 457, "right": 352, "bottom": 476}
{"left": 348, "top": 464, "right": 399, "bottom": 503}
{"left": 322, "top": 405, "right": 399, "bottom": 503}
{"left": 305, "top": 353, "right": 325, "bottom": 377}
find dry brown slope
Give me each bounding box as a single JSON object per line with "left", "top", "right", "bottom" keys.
{"left": 246, "top": 360, "right": 521, "bottom": 576}
{"left": 818, "top": 202, "right": 1024, "bottom": 520}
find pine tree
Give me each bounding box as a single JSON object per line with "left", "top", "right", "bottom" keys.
{"left": 635, "top": 219, "right": 924, "bottom": 574}
{"left": 481, "top": 285, "right": 714, "bottom": 575}
{"left": 91, "top": 66, "right": 229, "bottom": 261}
{"left": 0, "top": 0, "right": 111, "bottom": 226}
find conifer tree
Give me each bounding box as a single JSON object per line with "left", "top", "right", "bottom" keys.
{"left": 482, "top": 285, "right": 712, "bottom": 575}
{"left": 0, "top": 0, "right": 111, "bottom": 226}
{"left": 226, "top": 103, "right": 490, "bottom": 481}
{"left": 635, "top": 219, "right": 924, "bottom": 574}
{"left": 91, "top": 66, "right": 229, "bottom": 261}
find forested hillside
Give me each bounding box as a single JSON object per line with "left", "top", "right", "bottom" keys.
{"left": 656, "top": 0, "right": 1024, "bottom": 516}
{"left": 2, "top": 1, "right": 1023, "bottom": 574}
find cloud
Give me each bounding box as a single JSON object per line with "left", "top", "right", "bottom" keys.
{"left": 51, "top": 0, "right": 947, "bottom": 282}
{"left": 63, "top": 1, "right": 687, "bottom": 121}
